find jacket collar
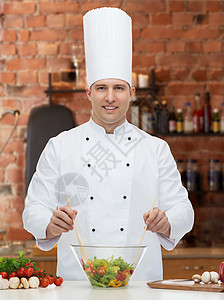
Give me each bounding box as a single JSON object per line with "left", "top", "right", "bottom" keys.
{"left": 88, "top": 117, "right": 129, "bottom": 135}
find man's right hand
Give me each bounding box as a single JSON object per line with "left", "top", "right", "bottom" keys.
{"left": 46, "top": 206, "right": 77, "bottom": 239}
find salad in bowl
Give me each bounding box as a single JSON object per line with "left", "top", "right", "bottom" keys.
{"left": 70, "top": 245, "right": 147, "bottom": 288}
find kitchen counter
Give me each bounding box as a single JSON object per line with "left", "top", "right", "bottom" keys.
{"left": 162, "top": 247, "right": 224, "bottom": 259}
{"left": 162, "top": 248, "right": 223, "bottom": 279}
{"left": 0, "top": 281, "right": 223, "bottom": 300}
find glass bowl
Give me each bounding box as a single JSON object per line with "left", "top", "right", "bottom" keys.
{"left": 70, "top": 244, "right": 147, "bottom": 288}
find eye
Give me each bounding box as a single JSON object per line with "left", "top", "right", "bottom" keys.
{"left": 97, "top": 86, "right": 106, "bottom": 91}
{"left": 115, "top": 86, "right": 124, "bottom": 91}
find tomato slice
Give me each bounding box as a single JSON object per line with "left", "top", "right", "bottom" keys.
{"left": 121, "top": 269, "right": 130, "bottom": 279}
{"left": 96, "top": 267, "right": 106, "bottom": 276}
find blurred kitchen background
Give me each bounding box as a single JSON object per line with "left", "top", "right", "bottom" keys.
{"left": 0, "top": 0, "right": 223, "bottom": 275}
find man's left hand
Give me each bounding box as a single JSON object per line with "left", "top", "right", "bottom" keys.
{"left": 143, "top": 207, "right": 170, "bottom": 238}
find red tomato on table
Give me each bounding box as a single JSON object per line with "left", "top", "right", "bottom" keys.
{"left": 40, "top": 278, "right": 49, "bottom": 288}
{"left": 24, "top": 267, "right": 33, "bottom": 277}
{"left": 54, "top": 277, "right": 63, "bottom": 286}
{"left": 0, "top": 271, "right": 8, "bottom": 279}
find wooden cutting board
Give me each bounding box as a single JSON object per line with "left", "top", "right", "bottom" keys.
{"left": 147, "top": 279, "right": 224, "bottom": 292}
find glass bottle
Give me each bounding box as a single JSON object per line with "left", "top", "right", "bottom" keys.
{"left": 186, "top": 159, "right": 199, "bottom": 192}
{"left": 220, "top": 102, "right": 224, "bottom": 134}
{"left": 203, "top": 91, "right": 212, "bottom": 133}
{"left": 71, "top": 44, "right": 82, "bottom": 88}
{"left": 184, "top": 102, "right": 193, "bottom": 134}
{"left": 176, "top": 108, "right": 183, "bottom": 133}
{"left": 141, "top": 104, "right": 150, "bottom": 132}
{"left": 169, "top": 106, "right": 177, "bottom": 133}
{"left": 153, "top": 100, "right": 160, "bottom": 134}
{"left": 176, "top": 159, "right": 186, "bottom": 186}
{"left": 130, "top": 95, "right": 140, "bottom": 127}
{"left": 193, "top": 93, "right": 204, "bottom": 133}
{"left": 212, "top": 108, "right": 220, "bottom": 133}
{"left": 159, "top": 100, "right": 169, "bottom": 134}
{"left": 208, "top": 159, "right": 221, "bottom": 192}
{"left": 140, "top": 98, "right": 154, "bottom": 134}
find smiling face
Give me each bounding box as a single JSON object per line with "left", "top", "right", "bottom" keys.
{"left": 86, "top": 79, "right": 135, "bottom": 134}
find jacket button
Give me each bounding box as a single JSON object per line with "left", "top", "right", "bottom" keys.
{"left": 92, "top": 228, "right": 95, "bottom": 232}
{"left": 126, "top": 163, "right": 130, "bottom": 167}
{"left": 87, "top": 164, "right": 91, "bottom": 167}
{"left": 86, "top": 137, "right": 89, "bottom": 141}
{"left": 128, "top": 137, "right": 131, "bottom": 141}
{"left": 123, "top": 195, "right": 127, "bottom": 199}
{"left": 120, "top": 228, "right": 124, "bottom": 231}
{"left": 90, "top": 196, "right": 94, "bottom": 200}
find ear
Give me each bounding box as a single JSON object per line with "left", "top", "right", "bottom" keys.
{"left": 129, "top": 86, "right": 136, "bottom": 102}
{"left": 86, "top": 88, "right": 91, "bottom": 102}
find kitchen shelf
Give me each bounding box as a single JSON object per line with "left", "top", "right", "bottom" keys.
{"left": 44, "top": 70, "right": 159, "bottom": 104}
{"left": 158, "top": 132, "right": 224, "bottom": 137}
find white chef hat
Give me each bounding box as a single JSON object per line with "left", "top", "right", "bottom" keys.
{"left": 83, "top": 7, "right": 132, "bottom": 87}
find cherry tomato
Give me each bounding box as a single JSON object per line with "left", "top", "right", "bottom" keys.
{"left": 9, "top": 272, "right": 17, "bottom": 279}
{"left": 17, "top": 267, "right": 25, "bottom": 278}
{"left": 121, "top": 269, "right": 130, "bottom": 279}
{"left": 40, "top": 278, "right": 49, "bottom": 288}
{"left": 116, "top": 271, "right": 126, "bottom": 281}
{"left": 25, "top": 262, "right": 33, "bottom": 267}
{"left": 54, "top": 277, "right": 63, "bottom": 286}
{"left": 0, "top": 271, "right": 8, "bottom": 279}
{"left": 24, "top": 267, "right": 33, "bottom": 277}
{"left": 46, "top": 275, "right": 54, "bottom": 285}
{"left": 96, "top": 267, "right": 106, "bottom": 276}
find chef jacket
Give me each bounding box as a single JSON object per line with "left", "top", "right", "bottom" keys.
{"left": 23, "top": 118, "right": 194, "bottom": 281}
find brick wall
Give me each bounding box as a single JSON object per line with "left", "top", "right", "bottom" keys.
{"left": 0, "top": 0, "right": 224, "bottom": 245}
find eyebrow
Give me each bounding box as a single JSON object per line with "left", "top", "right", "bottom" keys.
{"left": 94, "top": 84, "right": 127, "bottom": 88}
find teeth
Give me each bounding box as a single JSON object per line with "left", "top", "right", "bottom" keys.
{"left": 104, "top": 106, "right": 116, "bottom": 110}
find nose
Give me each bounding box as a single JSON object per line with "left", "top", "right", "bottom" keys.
{"left": 105, "top": 87, "right": 115, "bottom": 103}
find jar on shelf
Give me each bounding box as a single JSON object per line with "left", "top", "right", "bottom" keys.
{"left": 186, "top": 159, "right": 199, "bottom": 192}
{"left": 208, "top": 159, "right": 221, "bottom": 192}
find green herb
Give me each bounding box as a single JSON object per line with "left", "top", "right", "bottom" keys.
{"left": 0, "top": 251, "right": 36, "bottom": 274}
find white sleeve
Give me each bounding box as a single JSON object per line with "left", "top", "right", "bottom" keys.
{"left": 36, "top": 236, "right": 60, "bottom": 251}
{"left": 22, "top": 138, "right": 61, "bottom": 246}
{"left": 155, "top": 140, "right": 194, "bottom": 250}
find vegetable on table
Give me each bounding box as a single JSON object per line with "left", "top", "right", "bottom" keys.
{"left": 0, "top": 271, "right": 8, "bottom": 279}
{"left": 28, "top": 276, "right": 40, "bottom": 289}
{"left": 54, "top": 277, "right": 63, "bottom": 286}
{"left": 21, "top": 277, "right": 29, "bottom": 289}
{"left": 0, "top": 251, "right": 63, "bottom": 289}
{"left": 40, "top": 277, "right": 49, "bottom": 288}
{"left": 9, "top": 277, "right": 20, "bottom": 289}
{"left": 192, "top": 271, "right": 220, "bottom": 284}
{"left": 83, "top": 256, "right": 134, "bottom": 288}
{"left": 0, "top": 275, "right": 9, "bottom": 290}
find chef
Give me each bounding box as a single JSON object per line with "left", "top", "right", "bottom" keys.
{"left": 23, "top": 7, "right": 194, "bottom": 281}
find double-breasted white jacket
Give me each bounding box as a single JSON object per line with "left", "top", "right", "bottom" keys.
{"left": 23, "top": 118, "right": 194, "bottom": 281}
